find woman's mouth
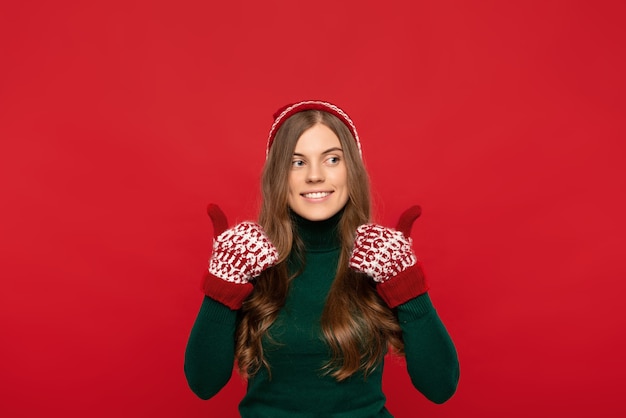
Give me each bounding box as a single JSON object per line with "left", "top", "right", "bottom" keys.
{"left": 302, "top": 191, "right": 332, "bottom": 200}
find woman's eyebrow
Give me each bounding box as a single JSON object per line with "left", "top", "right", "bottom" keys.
{"left": 293, "top": 147, "right": 344, "bottom": 157}
{"left": 322, "top": 147, "right": 343, "bottom": 154}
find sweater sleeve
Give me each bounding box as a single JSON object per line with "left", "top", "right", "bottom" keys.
{"left": 397, "top": 292, "right": 460, "bottom": 404}
{"left": 184, "top": 295, "right": 238, "bottom": 400}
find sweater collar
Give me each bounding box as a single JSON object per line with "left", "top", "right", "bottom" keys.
{"left": 290, "top": 208, "right": 343, "bottom": 251}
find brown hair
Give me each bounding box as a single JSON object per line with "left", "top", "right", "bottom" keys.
{"left": 235, "top": 110, "right": 403, "bottom": 381}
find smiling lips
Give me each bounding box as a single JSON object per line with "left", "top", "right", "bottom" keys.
{"left": 302, "top": 191, "right": 333, "bottom": 200}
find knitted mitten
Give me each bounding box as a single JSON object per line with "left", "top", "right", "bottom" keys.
{"left": 349, "top": 224, "right": 428, "bottom": 307}
{"left": 202, "top": 222, "right": 278, "bottom": 309}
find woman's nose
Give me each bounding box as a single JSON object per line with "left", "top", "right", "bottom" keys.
{"left": 306, "top": 164, "right": 324, "bottom": 183}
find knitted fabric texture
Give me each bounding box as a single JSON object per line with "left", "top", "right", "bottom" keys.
{"left": 208, "top": 222, "right": 278, "bottom": 284}
{"left": 266, "top": 100, "right": 362, "bottom": 159}
{"left": 349, "top": 224, "right": 417, "bottom": 283}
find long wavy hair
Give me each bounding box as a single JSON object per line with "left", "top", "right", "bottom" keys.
{"left": 235, "top": 110, "right": 404, "bottom": 381}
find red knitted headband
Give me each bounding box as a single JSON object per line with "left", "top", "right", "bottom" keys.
{"left": 265, "top": 100, "right": 362, "bottom": 159}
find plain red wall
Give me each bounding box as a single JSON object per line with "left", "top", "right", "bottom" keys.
{"left": 1, "top": 1, "right": 625, "bottom": 417}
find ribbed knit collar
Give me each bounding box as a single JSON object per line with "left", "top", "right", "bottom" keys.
{"left": 290, "top": 209, "right": 343, "bottom": 252}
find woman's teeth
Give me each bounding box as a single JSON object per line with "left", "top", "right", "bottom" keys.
{"left": 303, "top": 192, "right": 330, "bottom": 199}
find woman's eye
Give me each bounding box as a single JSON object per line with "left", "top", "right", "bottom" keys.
{"left": 292, "top": 160, "right": 305, "bottom": 167}
{"left": 326, "top": 156, "right": 340, "bottom": 165}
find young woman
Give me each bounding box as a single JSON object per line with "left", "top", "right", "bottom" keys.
{"left": 184, "top": 100, "right": 459, "bottom": 417}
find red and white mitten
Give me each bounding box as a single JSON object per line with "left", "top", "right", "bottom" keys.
{"left": 202, "top": 222, "right": 278, "bottom": 309}
{"left": 349, "top": 224, "right": 428, "bottom": 307}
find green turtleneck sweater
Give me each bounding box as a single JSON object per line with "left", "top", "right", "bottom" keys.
{"left": 185, "top": 212, "right": 459, "bottom": 417}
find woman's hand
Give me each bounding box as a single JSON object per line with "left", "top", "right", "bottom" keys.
{"left": 203, "top": 221, "right": 278, "bottom": 309}
{"left": 209, "top": 222, "right": 279, "bottom": 284}
{"left": 349, "top": 224, "right": 417, "bottom": 282}
{"left": 349, "top": 223, "right": 428, "bottom": 307}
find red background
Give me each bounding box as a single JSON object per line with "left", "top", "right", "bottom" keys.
{"left": 1, "top": 1, "right": 625, "bottom": 417}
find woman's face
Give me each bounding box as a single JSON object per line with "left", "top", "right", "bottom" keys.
{"left": 288, "top": 123, "right": 349, "bottom": 221}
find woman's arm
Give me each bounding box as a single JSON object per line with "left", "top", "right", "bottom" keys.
{"left": 397, "top": 292, "right": 460, "bottom": 404}
{"left": 349, "top": 223, "right": 459, "bottom": 402}
{"left": 185, "top": 219, "right": 278, "bottom": 398}
{"left": 184, "top": 295, "right": 238, "bottom": 400}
